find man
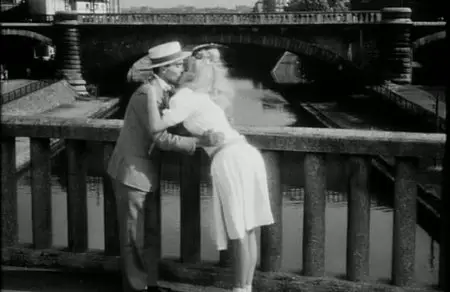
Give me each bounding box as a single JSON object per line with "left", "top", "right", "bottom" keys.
{"left": 107, "top": 41, "right": 220, "bottom": 292}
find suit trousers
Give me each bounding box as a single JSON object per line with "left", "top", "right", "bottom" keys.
{"left": 112, "top": 179, "right": 158, "bottom": 292}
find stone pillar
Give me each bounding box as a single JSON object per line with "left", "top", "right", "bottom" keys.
{"left": 54, "top": 11, "right": 88, "bottom": 96}
{"left": 380, "top": 7, "right": 413, "bottom": 84}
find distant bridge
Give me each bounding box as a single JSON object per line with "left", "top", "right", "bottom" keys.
{"left": 0, "top": 9, "right": 445, "bottom": 95}
{"left": 3, "top": 11, "right": 446, "bottom": 26}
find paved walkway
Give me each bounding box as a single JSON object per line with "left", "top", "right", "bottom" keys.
{"left": 1, "top": 79, "right": 119, "bottom": 173}
{"left": 11, "top": 98, "right": 119, "bottom": 173}
{"left": 416, "top": 85, "right": 446, "bottom": 102}
{"left": 387, "top": 83, "right": 446, "bottom": 121}
{"left": 1, "top": 266, "right": 226, "bottom": 292}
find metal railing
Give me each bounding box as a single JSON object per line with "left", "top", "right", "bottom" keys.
{"left": 1, "top": 79, "right": 58, "bottom": 104}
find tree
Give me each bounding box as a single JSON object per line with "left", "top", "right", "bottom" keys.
{"left": 284, "top": 0, "right": 349, "bottom": 12}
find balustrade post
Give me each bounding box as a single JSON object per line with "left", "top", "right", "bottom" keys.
{"left": 180, "top": 151, "right": 202, "bottom": 263}
{"left": 1, "top": 137, "right": 17, "bottom": 247}
{"left": 317, "top": 14, "right": 323, "bottom": 23}
{"left": 260, "top": 151, "right": 283, "bottom": 272}
{"left": 303, "top": 153, "right": 326, "bottom": 277}
{"left": 102, "top": 142, "right": 120, "bottom": 256}
{"left": 380, "top": 7, "right": 413, "bottom": 85}
{"left": 30, "top": 138, "right": 52, "bottom": 249}
{"left": 346, "top": 156, "right": 370, "bottom": 281}
{"left": 66, "top": 140, "right": 88, "bottom": 252}
{"left": 392, "top": 158, "right": 417, "bottom": 286}
{"left": 54, "top": 11, "right": 89, "bottom": 96}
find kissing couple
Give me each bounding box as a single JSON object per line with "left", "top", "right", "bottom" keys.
{"left": 107, "top": 41, "right": 275, "bottom": 292}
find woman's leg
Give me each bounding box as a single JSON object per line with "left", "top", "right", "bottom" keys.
{"left": 231, "top": 235, "right": 250, "bottom": 291}
{"left": 246, "top": 229, "right": 258, "bottom": 292}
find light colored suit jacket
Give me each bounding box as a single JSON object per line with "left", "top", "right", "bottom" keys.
{"left": 107, "top": 78, "right": 197, "bottom": 192}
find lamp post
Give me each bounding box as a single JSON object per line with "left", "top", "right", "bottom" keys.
{"left": 435, "top": 92, "right": 443, "bottom": 133}
{"left": 435, "top": 92, "right": 441, "bottom": 168}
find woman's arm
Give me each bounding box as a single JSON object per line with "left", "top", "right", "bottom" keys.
{"left": 167, "top": 123, "right": 193, "bottom": 137}
{"left": 147, "top": 87, "right": 195, "bottom": 134}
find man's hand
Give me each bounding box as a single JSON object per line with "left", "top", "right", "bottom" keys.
{"left": 198, "top": 129, "right": 225, "bottom": 147}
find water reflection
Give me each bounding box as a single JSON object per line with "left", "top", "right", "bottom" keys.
{"left": 16, "top": 169, "right": 440, "bottom": 284}
{"left": 15, "top": 70, "right": 439, "bottom": 286}
{"left": 228, "top": 78, "right": 297, "bottom": 127}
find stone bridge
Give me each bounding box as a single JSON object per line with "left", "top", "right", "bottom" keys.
{"left": 0, "top": 9, "right": 445, "bottom": 95}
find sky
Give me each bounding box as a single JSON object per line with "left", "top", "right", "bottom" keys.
{"left": 120, "top": 0, "right": 256, "bottom": 9}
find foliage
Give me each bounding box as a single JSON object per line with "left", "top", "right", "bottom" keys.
{"left": 284, "top": 0, "right": 350, "bottom": 12}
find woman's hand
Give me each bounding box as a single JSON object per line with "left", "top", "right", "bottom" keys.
{"left": 197, "top": 129, "right": 225, "bottom": 147}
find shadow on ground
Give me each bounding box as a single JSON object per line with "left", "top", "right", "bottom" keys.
{"left": 1, "top": 268, "right": 122, "bottom": 292}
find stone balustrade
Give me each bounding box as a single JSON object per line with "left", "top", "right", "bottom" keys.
{"left": 75, "top": 11, "right": 382, "bottom": 25}
{"left": 1, "top": 115, "right": 447, "bottom": 291}
{"left": 20, "top": 11, "right": 383, "bottom": 25}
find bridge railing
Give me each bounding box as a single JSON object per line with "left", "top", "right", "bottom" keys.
{"left": 0, "top": 79, "right": 58, "bottom": 105}
{"left": 371, "top": 82, "right": 446, "bottom": 132}
{"left": 75, "top": 11, "right": 382, "bottom": 25}
{"left": 0, "top": 115, "right": 447, "bottom": 290}
{"left": 21, "top": 11, "right": 382, "bottom": 25}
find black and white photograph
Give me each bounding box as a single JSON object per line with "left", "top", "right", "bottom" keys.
{"left": 1, "top": 1, "right": 448, "bottom": 292}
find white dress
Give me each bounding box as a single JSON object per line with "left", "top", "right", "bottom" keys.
{"left": 162, "top": 87, "right": 275, "bottom": 250}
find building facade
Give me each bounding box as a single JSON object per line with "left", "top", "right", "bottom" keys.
{"left": 74, "top": 0, "right": 108, "bottom": 13}
{"left": 27, "top": 0, "right": 120, "bottom": 14}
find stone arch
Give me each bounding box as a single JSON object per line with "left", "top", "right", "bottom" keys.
{"left": 127, "top": 32, "right": 360, "bottom": 81}
{"left": 1, "top": 28, "right": 53, "bottom": 44}
{"left": 178, "top": 33, "right": 356, "bottom": 68}
{"left": 88, "top": 30, "right": 366, "bottom": 96}
{"left": 413, "top": 31, "right": 445, "bottom": 50}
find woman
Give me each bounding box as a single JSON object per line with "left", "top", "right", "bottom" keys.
{"left": 183, "top": 46, "right": 235, "bottom": 123}
{"left": 148, "top": 51, "right": 275, "bottom": 292}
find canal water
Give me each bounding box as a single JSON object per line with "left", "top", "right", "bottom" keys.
{"left": 15, "top": 55, "right": 439, "bottom": 286}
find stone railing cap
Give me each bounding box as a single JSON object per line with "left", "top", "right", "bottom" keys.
{"left": 54, "top": 11, "right": 79, "bottom": 22}
{"left": 1, "top": 115, "right": 445, "bottom": 158}
{"left": 381, "top": 7, "right": 412, "bottom": 13}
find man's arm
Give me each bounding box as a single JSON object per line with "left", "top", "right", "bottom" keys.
{"left": 138, "top": 82, "right": 196, "bottom": 155}
{"left": 151, "top": 128, "right": 225, "bottom": 156}
{"left": 144, "top": 83, "right": 223, "bottom": 155}
{"left": 167, "top": 123, "right": 192, "bottom": 137}
{"left": 152, "top": 130, "right": 197, "bottom": 155}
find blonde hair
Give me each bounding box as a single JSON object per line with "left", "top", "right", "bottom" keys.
{"left": 183, "top": 51, "right": 235, "bottom": 118}
{"left": 206, "top": 48, "right": 221, "bottom": 64}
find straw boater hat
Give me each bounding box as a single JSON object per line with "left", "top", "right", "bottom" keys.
{"left": 127, "top": 41, "right": 191, "bottom": 83}
{"left": 147, "top": 41, "right": 191, "bottom": 69}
